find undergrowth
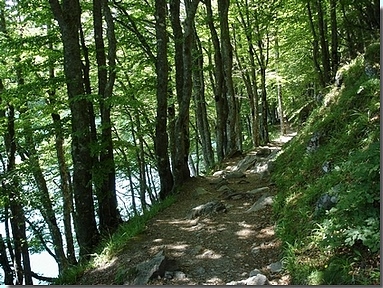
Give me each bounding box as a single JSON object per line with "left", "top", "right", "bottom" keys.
{"left": 54, "top": 195, "right": 176, "bottom": 284}
{"left": 271, "top": 51, "right": 380, "bottom": 284}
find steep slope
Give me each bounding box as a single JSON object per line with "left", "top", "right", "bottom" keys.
{"left": 271, "top": 47, "right": 380, "bottom": 285}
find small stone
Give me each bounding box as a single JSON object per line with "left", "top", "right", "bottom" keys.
{"left": 268, "top": 261, "right": 283, "bottom": 273}
{"left": 249, "top": 269, "right": 262, "bottom": 277}
{"left": 213, "top": 170, "right": 225, "bottom": 177}
{"left": 251, "top": 247, "right": 260, "bottom": 255}
{"left": 164, "top": 271, "right": 173, "bottom": 279}
{"left": 244, "top": 274, "right": 269, "bottom": 285}
{"left": 225, "top": 171, "right": 246, "bottom": 179}
{"left": 173, "top": 271, "right": 186, "bottom": 279}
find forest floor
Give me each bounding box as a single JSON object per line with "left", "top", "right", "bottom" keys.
{"left": 79, "top": 130, "right": 296, "bottom": 285}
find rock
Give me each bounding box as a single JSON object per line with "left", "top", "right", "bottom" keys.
{"left": 173, "top": 271, "right": 187, "bottom": 280}
{"left": 251, "top": 247, "right": 260, "bottom": 255}
{"left": 217, "top": 185, "right": 234, "bottom": 193}
{"left": 245, "top": 274, "right": 269, "bottom": 285}
{"left": 226, "top": 274, "right": 269, "bottom": 285}
{"left": 268, "top": 261, "right": 283, "bottom": 273}
{"left": 225, "top": 171, "right": 246, "bottom": 179}
{"left": 187, "top": 200, "right": 227, "bottom": 219}
{"left": 233, "top": 154, "right": 258, "bottom": 172}
{"left": 249, "top": 268, "right": 262, "bottom": 277}
{"left": 314, "top": 193, "right": 338, "bottom": 216}
{"left": 256, "top": 147, "right": 271, "bottom": 157}
{"left": 306, "top": 131, "right": 321, "bottom": 153}
{"left": 247, "top": 186, "right": 270, "bottom": 195}
{"left": 237, "top": 179, "right": 250, "bottom": 184}
{"left": 194, "top": 187, "right": 210, "bottom": 196}
{"left": 127, "top": 250, "right": 178, "bottom": 285}
{"left": 335, "top": 70, "right": 343, "bottom": 87}
{"left": 213, "top": 170, "right": 226, "bottom": 177}
{"left": 213, "top": 178, "right": 229, "bottom": 190}
{"left": 322, "top": 161, "right": 333, "bottom": 173}
{"left": 245, "top": 194, "right": 274, "bottom": 213}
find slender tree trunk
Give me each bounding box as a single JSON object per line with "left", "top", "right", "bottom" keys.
{"left": 155, "top": 0, "right": 174, "bottom": 200}
{"left": 233, "top": 0, "right": 260, "bottom": 147}
{"left": 172, "top": 0, "right": 200, "bottom": 188}
{"left": 49, "top": 0, "right": 99, "bottom": 259}
{"left": 218, "top": 0, "right": 239, "bottom": 156}
{"left": 192, "top": 29, "right": 215, "bottom": 170}
{"left": 205, "top": 0, "right": 226, "bottom": 161}
{"left": 93, "top": 0, "right": 121, "bottom": 235}
{"left": 22, "top": 126, "right": 69, "bottom": 273}
{"left": 0, "top": 235, "right": 13, "bottom": 285}
{"left": 47, "top": 29, "right": 77, "bottom": 265}
{"left": 4, "top": 104, "right": 33, "bottom": 285}
{"left": 330, "top": 0, "right": 339, "bottom": 76}
{"left": 275, "top": 34, "right": 286, "bottom": 135}
{"left": 50, "top": 110, "right": 77, "bottom": 266}
{"left": 316, "top": 0, "right": 331, "bottom": 84}
{"left": 307, "top": 1, "right": 325, "bottom": 87}
{"left": 127, "top": 110, "right": 148, "bottom": 211}
{"left": 260, "top": 66, "right": 269, "bottom": 144}
{"left": 0, "top": 10, "right": 32, "bottom": 284}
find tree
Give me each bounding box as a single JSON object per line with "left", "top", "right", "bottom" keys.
{"left": 170, "top": 0, "right": 200, "bottom": 188}
{"left": 192, "top": 29, "right": 215, "bottom": 170}
{"left": 93, "top": 0, "right": 121, "bottom": 235}
{"left": 155, "top": 0, "right": 174, "bottom": 200}
{"left": 48, "top": 0, "right": 100, "bottom": 259}
{"left": 204, "top": 0, "right": 227, "bottom": 162}
{"left": 218, "top": 0, "right": 240, "bottom": 155}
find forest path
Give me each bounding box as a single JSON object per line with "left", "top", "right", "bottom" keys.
{"left": 79, "top": 130, "right": 296, "bottom": 285}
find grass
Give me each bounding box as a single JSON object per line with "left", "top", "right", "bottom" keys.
{"left": 54, "top": 195, "right": 176, "bottom": 284}
{"left": 272, "top": 51, "right": 380, "bottom": 284}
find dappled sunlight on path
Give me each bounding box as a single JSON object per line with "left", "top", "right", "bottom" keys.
{"left": 79, "top": 138, "right": 295, "bottom": 285}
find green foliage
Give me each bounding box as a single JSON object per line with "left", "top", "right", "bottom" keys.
{"left": 54, "top": 263, "right": 90, "bottom": 285}
{"left": 272, "top": 52, "right": 380, "bottom": 284}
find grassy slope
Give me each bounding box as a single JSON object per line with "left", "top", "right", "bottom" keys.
{"left": 271, "top": 52, "right": 380, "bottom": 284}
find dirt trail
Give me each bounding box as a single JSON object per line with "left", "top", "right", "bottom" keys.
{"left": 79, "top": 131, "right": 296, "bottom": 285}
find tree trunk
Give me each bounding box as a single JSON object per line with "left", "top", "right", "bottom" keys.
{"left": 260, "top": 66, "right": 269, "bottom": 144}
{"left": 218, "top": 0, "right": 239, "bottom": 156}
{"left": 0, "top": 235, "right": 13, "bottom": 285}
{"left": 275, "top": 34, "right": 286, "bottom": 135}
{"left": 3, "top": 104, "right": 33, "bottom": 284}
{"left": 49, "top": 0, "right": 99, "bottom": 259}
{"left": 233, "top": 0, "right": 260, "bottom": 147}
{"left": 155, "top": 0, "right": 174, "bottom": 200}
{"left": 205, "top": 0, "right": 226, "bottom": 162}
{"left": 171, "top": 0, "right": 200, "bottom": 188}
{"left": 316, "top": 0, "right": 331, "bottom": 84}
{"left": 22, "top": 124, "right": 69, "bottom": 273}
{"left": 192, "top": 29, "right": 215, "bottom": 170}
{"left": 93, "top": 0, "right": 121, "bottom": 235}
{"left": 306, "top": 1, "right": 325, "bottom": 87}
{"left": 47, "top": 28, "right": 78, "bottom": 265}
{"left": 330, "top": 0, "right": 339, "bottom": 76}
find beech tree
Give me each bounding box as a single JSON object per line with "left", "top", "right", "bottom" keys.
{"left": 49, "top": 0, "right": 100, "bottom": 259}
